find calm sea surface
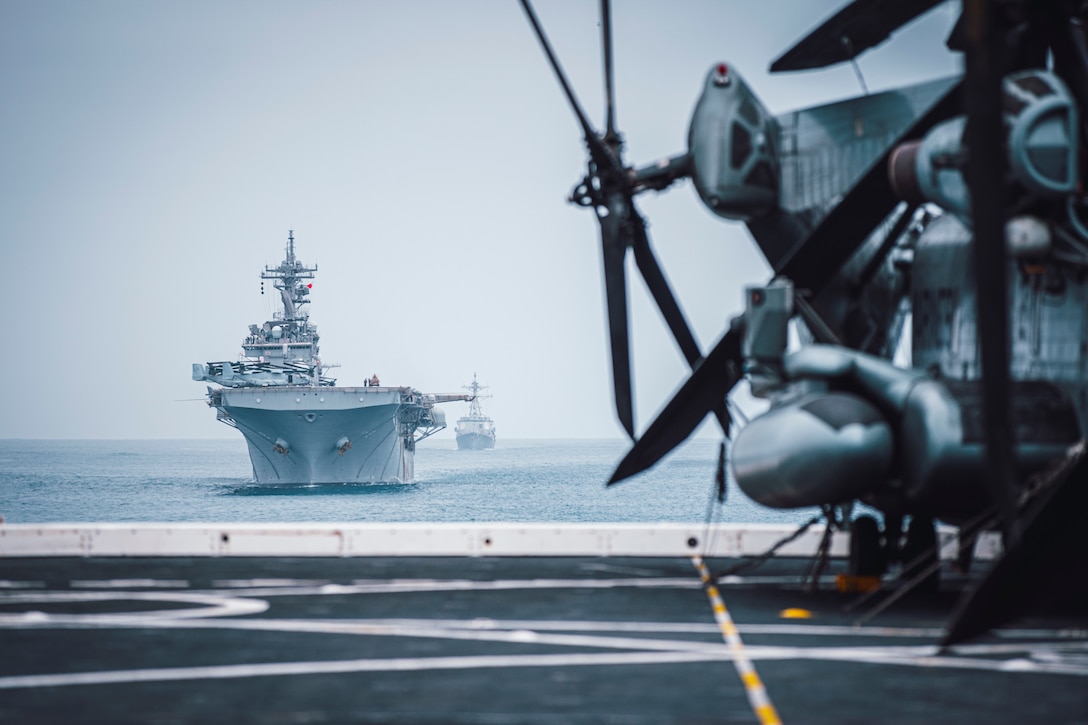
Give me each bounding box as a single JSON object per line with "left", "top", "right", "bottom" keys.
{"left": 0, "top": 438, "right": 821, "bottom": 525}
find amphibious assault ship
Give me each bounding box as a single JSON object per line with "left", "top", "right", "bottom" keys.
{"left": 455, "top": 374, "right": 496, "bottom": 450}
{"left": 193, "top": 232, "right": 469, "bottom": 484}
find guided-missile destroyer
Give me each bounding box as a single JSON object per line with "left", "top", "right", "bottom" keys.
{"left": 193, "top": 232, "right": 469, "bottom": 484}
{"left": 455, "top": 374, "right": 496, "bottom": 450}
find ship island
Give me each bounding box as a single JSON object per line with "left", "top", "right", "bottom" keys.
{"left": 192, "top": 231, "right": 469, "bottom": 484}
{"left": 455, "top": 374, "right": 496, "bottom": 450}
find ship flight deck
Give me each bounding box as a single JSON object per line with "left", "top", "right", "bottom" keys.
{"left": 0, "top": 523, "right": 1084, "bottom": 723}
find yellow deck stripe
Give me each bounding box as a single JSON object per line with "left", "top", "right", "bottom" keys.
{"left": 691, "top": 555, "right": 783, "bottom": 725}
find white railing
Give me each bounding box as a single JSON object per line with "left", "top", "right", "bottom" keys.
{"left": 0, "top": 522, "right": 1001, "bottom": 560}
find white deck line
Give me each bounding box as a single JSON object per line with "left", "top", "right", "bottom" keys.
{"left": 0, "top": 523, "right": 1002, "bottom": 559}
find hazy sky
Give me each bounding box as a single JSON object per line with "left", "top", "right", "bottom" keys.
{"left": 0, "top": 1, "right": 961, "bottom": 441}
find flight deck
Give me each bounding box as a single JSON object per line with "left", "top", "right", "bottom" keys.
{"left": 0, "top": 523, "right": 1084, "bottom": 723}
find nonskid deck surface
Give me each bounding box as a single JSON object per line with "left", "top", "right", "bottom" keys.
{"left": 0, "top": 547, "right": 1085, "bottom": 722}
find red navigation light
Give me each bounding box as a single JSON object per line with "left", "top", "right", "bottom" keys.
{"left": 307, "top": 283, "right": 313, "bottom": 288}
{"left": 713, "top": 63, "right": 731, "bottom": 87}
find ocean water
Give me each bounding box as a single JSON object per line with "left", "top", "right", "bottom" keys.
{"left": 0, "top": 438, "right": 821, "bottom": 525}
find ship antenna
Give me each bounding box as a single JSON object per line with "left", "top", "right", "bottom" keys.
{"left": 287, "top": 229, "right": 295, "bottom": 264}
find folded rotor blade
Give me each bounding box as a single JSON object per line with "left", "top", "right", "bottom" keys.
{"left": 521, "top": 0, "right": 634, "bottom": 435}
{"left": 600, "top": 0, "right": 617, "bottom": 142}
{"left": 609, "top": 326, "right": 743, "bottom": 485}
{"left": 629, "top": 218, "right": 732, "bottom": 436}
{"left": 523, "top": 0, "right": 718, "bottom": 442}
{"left": 770, "top": 0, "right": 945, "bottom": 73}
{"left": 520, "top": 0, "right": 625, "bottom": 184}
{"left": 519, "top": 0, "right": 598, "bottom": 143}
{"left": 600, "top": 195, "right": 634, "bottom": 438}
{"left": 629, "top": 222, "right": 700, "bottom": 366}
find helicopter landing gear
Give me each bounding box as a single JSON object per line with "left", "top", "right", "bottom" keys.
{"left": 848, "top": 515, "right": 885, "bottom": 577}
{"left": 848, "top": 514, "right": 941, "bottom": 591}
{"left": 901, "top": 516, "right": 940, "bottom": 593}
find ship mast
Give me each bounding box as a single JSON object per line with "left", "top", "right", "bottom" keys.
{"left": 261, "top": 230, "right": 317, "bottom": 324}
{"left": 462, "top": 373, "right": 491, "bottom": 418}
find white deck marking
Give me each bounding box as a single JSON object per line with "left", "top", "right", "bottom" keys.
{"left": 70, "top": 580, "right": 190, "bottom": 589}
{"left": 191, "top": 577, "right": 702, "bottom": 598}
{"left": 126, "top": 616, "right": 1074, "bottom": 642}
{"left": 16, "top": 615, "right": 731, "bottom": 654}
{"left": 579, "top": 562, "right": 663, "bottom": 576}
{"left": 745, "top": 643, "right": 1088, "bottom": 675}
{"left": 1, "top": 619, "right": 1085, "bottom": 692}
{"left": 4, "top": 602, "right": 1084, "bottom": 678}
{"left": 211, "top": 579, "right": 331, "bottom": 588}
{"left": 0, "top": 591, "right": 267, "bottom": 621}
{"left": 0, "top": 651, "right": 729, "bottom": 690}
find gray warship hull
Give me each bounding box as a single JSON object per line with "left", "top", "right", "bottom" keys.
{"left": 455, "top": 430, "right": 496, "bottom": 451}
{"left": 215, "top": 387, "right": 417, "bottom": 484}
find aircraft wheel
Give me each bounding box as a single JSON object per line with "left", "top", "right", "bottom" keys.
{"left": 902, "top": 516, "right": 940, "bottom": 593}
{"left": 848, "top": 515, "right": 885, "bottom": 577}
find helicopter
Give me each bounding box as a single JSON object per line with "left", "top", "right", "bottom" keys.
{"left": 520, "top": 0, "right": 1088, "bottom": 644}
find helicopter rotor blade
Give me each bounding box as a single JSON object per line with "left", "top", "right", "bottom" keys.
{"left": 609, "top": 324, "right": 743, "bottom": 485}
{"left": 520, "top": 0, "right": 624, "bottom": 182}
{"left": 769, "top": 0, "right": 945, "bottom": 73}
{"left": 518, "top": 0, "right": 599, "bottom": 144}
{"left": 599, "top": 193, "right": 635, "bottom": 438}
{"left": 629, "top": 221, "right": 701, "bottom": 366}
{"left": 522, "top": 0, "right": 717, "bottom": 440}
{"left": 600, "top": 0, "right": 618, "bottom": 142}
{"left": 628, "top": 218, "right": 734, "bottom": 436}
{"left": 521, "top": 0, "right": 635, "bottom": 435}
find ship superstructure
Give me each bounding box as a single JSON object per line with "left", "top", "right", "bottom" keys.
{"left": 455, "top": 374, "right": 496, "bottom": 450}
{"left": 193, "top": 232, "right": 469, "bottom": 483}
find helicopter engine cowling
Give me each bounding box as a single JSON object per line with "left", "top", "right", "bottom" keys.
{"left": 889, "top": 69, "right": 1078, "bottom": 217}
{"left": 688, "top": 63, "right": 778, "bottom": 221}
{"left": 731, "top": 392, "right": 893, "bottom": 508}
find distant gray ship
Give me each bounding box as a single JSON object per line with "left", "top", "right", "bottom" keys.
{"left": 455, "top": 374, "right": 496, "bottom": 450}
{"left": 193, "top": 232, "right": 469, "bottom": 484}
